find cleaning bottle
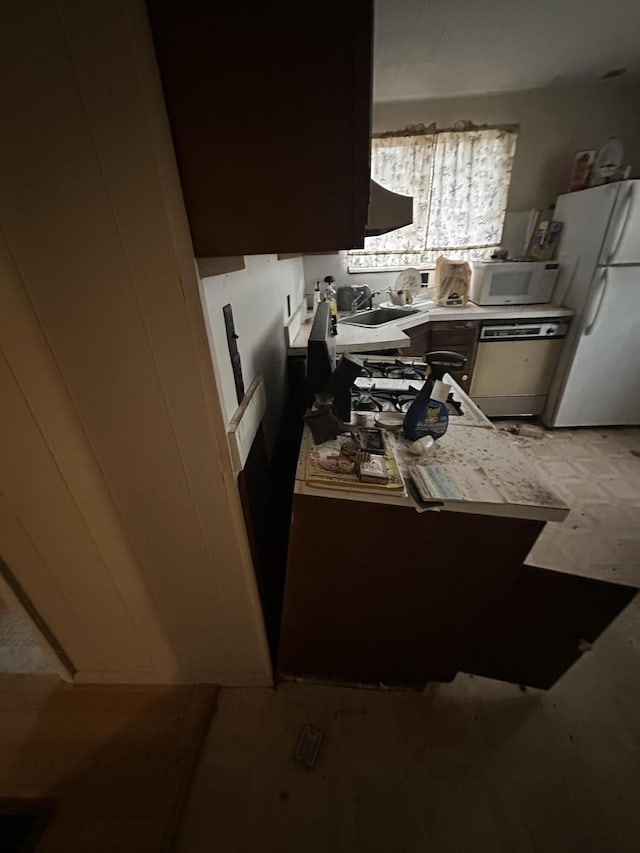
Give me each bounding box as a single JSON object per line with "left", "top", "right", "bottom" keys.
{"left": 403, "top": 351, "right": 466, "bottom": 442}
{"left": 424, "top": 380, "right": 451, "bottom": 439}
{"left": 322, "top": 278, "right": 338, "bottom": 335}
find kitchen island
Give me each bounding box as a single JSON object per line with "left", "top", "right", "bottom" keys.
{"left": 278, "top": 380, "right": 636, "bottom": 690}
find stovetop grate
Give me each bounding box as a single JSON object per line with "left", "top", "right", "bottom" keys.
{"left": 360, "top": 358, "right": 428, "bottom": 381}
{"left": 350, "top": 386, "right": 463, "bottom": 416}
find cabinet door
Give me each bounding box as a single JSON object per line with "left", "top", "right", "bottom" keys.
{"left": 460, "top": 564, "right": 637, "bottom": 689}
{"left": 443, "top": 343, "right": 475, "bottom": 392}
{"left": 404, "top": 322, "right": 430, "bottom": 357}
{"left": 429, "top": 320, "right": 479, "bottom": 348}
{"left": 428, "top": 320, "right": 480, "bottom": 391}
{"left": 148, "top": 1, "right": 372, "bottom": 256}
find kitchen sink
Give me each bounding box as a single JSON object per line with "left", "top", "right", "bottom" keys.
{"left": 339, "top": 307, "right": 420, "bottom": 327}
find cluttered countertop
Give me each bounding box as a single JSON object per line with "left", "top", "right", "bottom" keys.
{"left": 294, "top": 373, "right": 568, "bottom": 523}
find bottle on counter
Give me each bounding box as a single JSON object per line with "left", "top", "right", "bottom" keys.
{"left": 424, "top": 380, "right": 451, "bottom": 439}
{"left": 403, "top": 351, "right": 466, "bottom": 442}
{"left": 329, "top": 305, "right": 338, "bottom": 336}
{"left": 306, "top": 281, "right": 322, "bottom": 311}
{"left": 322, "top": 276, "right": 338, "bottom": 333}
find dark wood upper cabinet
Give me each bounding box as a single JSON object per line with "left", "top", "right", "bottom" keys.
{"left": 147, "top": 1, "right": 373, "bottom": 257}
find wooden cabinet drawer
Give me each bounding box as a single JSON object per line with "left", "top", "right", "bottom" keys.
{"left": 431, "top": 320, "right": 478, "bottom": 329}
{"left": 404, "top": 320, "right": 481, "bottom": 369}
{"left": 430, "top": 321, "right": 479, "bottom": 349}
{"left": 404, "top": 322, "right": 430, "bottom": 340}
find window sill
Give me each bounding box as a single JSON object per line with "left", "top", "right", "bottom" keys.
{"left": 346, "top": 265, "right": 436, "bottom": 275}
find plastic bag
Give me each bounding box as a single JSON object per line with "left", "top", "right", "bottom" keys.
{"left": 434, "top": 256, "right": 471, "bottom": 307}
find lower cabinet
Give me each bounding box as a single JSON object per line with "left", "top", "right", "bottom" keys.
{"left": 406, "top": 320, "right": 480, "bottom": 392}
{"left": 278, "top": 494, "right": 637, "bottom": 689}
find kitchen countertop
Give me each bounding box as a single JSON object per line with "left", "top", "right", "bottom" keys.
{"left": 294, "top": 376, "right": 568, "bottom": 523}
{"left": 287, "top": 301, "right": 574, "bottom": 356}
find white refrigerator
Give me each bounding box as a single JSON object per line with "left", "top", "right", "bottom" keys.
{"left": 543, "top": 180, "right": 640, "bottom": 427}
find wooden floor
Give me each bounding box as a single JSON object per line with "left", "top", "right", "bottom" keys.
{"left": 0, "top": 677, "right": 217, "bottom": 852}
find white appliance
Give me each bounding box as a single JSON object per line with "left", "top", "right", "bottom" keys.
{"left": 469, "top": 260, "right": 559, "bottom": 306}
{"left": 470, "top": 320, "right": 569, "bottom": 417}
{"left": 543, "top": 180, "right": 640, "bottom": 427}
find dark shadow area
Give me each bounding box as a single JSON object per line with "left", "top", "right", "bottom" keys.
{"left": 0, "top": 680, "right": 216, "bottom": 852}
{"left": 238, "top": 352, "right": 306, "bottom": 668}
{"left": 0, "top": 797, "right": 54, "bottom": 852}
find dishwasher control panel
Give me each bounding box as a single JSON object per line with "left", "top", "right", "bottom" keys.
{"left": 480, "top": 320, "right": 569, "bottom": 341}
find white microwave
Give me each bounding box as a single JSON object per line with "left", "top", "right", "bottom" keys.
{"left": 469, "top": 261, "right": 559, "bottom": 306}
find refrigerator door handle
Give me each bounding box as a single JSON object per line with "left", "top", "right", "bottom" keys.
{"left": 556, "top": 256, "right": 579, "bottom": 305}
{"left": 606, "top": 183, "right": 634, "bottom": 264}
{"left": 584, "top": 269, "right": 607, "bottom": 337}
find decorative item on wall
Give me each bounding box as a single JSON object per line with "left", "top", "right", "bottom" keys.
{"left": 567, "top": 150, "right": 596, "bottom": 192}
{"left": 526, "top": 214, "right": 563, "bottom": 261}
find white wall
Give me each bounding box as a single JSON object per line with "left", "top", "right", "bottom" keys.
{"left": 0, "top": 0, "right": 271, "bottom": 685}
{"left": 201, "top": 255, "right": 305, "bottom": 453}
{"left": 302, "top": 253, "right": 402, "bottom": 298}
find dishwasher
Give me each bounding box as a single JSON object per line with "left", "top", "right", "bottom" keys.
{"left": 470, "top": 319, "right": 569, "bottom": 417}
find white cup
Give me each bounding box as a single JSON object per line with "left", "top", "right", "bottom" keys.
{"left": 389, "top": 290, "right": 407, "bottom": 306}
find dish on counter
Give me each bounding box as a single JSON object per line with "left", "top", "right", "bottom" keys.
{"left": 374, "top": 412, "right": 404, "bottom": 430}
{"left": 377, "top": 299, "right": 434, "bottom": 311}
{"left": 394, "top": 267, "right": 422, "bottom": 300}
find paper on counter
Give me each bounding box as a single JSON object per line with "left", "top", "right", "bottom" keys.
{"left": 410, "top": 463, "right": 505, "bottom": 505}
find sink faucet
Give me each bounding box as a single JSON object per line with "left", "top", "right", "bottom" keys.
{"left": 351, "top": 290, "right": 380, "bottom": 312}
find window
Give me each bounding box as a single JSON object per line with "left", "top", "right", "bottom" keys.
{"left": 348, "top": 127, "right": 518, "bottom": 271}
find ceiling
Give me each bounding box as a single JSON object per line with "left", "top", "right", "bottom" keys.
{"left": 374, "top": 0, "right": 640, "bottom": 102}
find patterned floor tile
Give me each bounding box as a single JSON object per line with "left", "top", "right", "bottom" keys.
{"left": 509, "top": 424, "right": 640, "bottom": 587}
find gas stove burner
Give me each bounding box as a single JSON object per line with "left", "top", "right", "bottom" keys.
{"left": 360, "top": 361, "right": 389, "bottom": 379}
{"left": 397, "top": 395, "right": 417, "bottom": 413}
{"left": 352, "top": 391, "right": 379, "bottom": 411}
{"left": 351, "top": 388, "right": 405, "bottom": 413}
{"left": 375, "top": 397, "right": 400, "bottom": 412}
{"left": 361, "top": 358, "right": 427, "bottom": 381}
{"left": 385, "top": 360, "right": 427, "bottom": 381}
{"left": 351, "top": 358, "right": 466, "bottom": 417}
{"left": 352, "top": 387, "right": 464, "bottom": 417}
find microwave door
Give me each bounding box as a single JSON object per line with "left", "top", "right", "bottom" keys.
{"left": 488, "top": 269, "right": 534, "bottom": 304}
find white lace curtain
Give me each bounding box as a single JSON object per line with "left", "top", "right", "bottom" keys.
{"left": 348, "top": 127, "right": 518, "bottom": 270}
